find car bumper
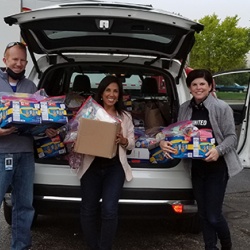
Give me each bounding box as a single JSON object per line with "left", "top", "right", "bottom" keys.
{"left": 32, "top": 184, "right": 197, "bottom": 216}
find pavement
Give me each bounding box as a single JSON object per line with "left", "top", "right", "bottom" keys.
{"left": 1, "top": 168, "right": 250, "bottom": 249}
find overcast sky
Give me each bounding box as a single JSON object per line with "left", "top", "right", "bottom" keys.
{"left": 113, "top": 0, "right": 250, "bottom": 28}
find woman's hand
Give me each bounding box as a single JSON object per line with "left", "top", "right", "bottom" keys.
{"left": 45, "top": 128, "right": 58, "bottom": 138}
{"left": 204, "top": 148, "right": 219, "bottom": 162}
{"left": 116, "top": 132, "right": 128, "bottom": 147}
{"left": 159, "top": 140, "right": 175, "bottom": 159}
{"left": 0, "top": 126, "right": 17, "bottom": 136}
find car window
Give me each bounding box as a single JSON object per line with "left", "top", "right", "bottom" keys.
{"left": 70, "top": 73, "right": 155, "bottom": 96}
{"left": 213, "top": 70, "right": 249, "bottom": 131}
{"left": 70, "top": 73, "right": 106, "bottom": 90}
{"left": 213, "top": 71, "right": 249, "bottom": 104}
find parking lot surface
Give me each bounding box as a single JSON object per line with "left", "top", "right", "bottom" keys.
{"left": 1, "top": 169, "right": 250, "bottom": 250}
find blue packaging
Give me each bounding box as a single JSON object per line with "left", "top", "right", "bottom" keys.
{"left": 166, "top": 136, "right": 185, "bottom": 158}
{"left": 149, "top": 146, "right": 169, "bottom": 164}
{"left": 191, "top": 137, "right": 215, "bottom": 158}
{"left": 40, "top": 102, "right": 68, "bottom": 124}
{"left": 35, "top": 135, "right": 66, "bottom": 158}
{"left": 0, "top": 100, "right": 41, "bottom": 128}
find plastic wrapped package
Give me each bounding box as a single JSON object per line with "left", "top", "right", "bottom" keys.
{"left": 64, "top": 96, "right": 118, "bottom": 144}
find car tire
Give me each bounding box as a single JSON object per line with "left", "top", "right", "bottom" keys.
{"left": 180, "top": 213, "right": 201, "bottom": 234}
{"left": 3, "top": 197, "right": 38, "bottom": 227}
{"left": 3, "top": 198, "right": 12, "bottom": 225}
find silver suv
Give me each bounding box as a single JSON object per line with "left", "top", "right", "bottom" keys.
{"left": 3, "top": 1, "right": 204, "bottom": 233}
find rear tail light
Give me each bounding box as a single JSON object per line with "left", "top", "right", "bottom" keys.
{"left": 172, "top": 204, "right": 183, "bottom": 213}
{"left": 22, "top": 7, "right": 31, "bottom": 12}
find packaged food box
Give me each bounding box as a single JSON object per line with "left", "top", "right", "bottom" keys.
{"left": 0, "top": 100, "right": 41, "bottom": 128}
{"left": 35, "top": 135, "right": 66, "bottom": 158}
{"left": 127, "top": 148, "right": 150, "bottom": 160}
{"left": 40, "top": 102, "right": 68, "bottom": 124}
{"left": 165, "top": 136, "right": 215, "bottom": 158}
{"left": 149, "top": 146, "right": 169, "bottom": 164}
{"left": 188, "top": 137, "right": 216, "bottom": 158}
{"left": 166, "top": 136, "right": 186, "bottom": 158}
{"left": 147, "top": 135, "right": 216, "bottom": 161}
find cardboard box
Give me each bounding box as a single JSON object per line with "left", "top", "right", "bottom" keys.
{"left": 74, "top": 118, "right": 121, "bottom": 158}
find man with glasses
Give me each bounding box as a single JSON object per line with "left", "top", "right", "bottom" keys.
{"left": 0, "top": 42, "right": 37, "bottom": 250}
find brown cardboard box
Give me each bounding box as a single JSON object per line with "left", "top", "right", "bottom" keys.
{"left": 74, "top": 118, "right": 121, "bottom": 158}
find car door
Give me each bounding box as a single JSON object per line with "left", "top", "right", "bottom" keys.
{"left": 213, "top": 69, "right": 250, "bottom": 168}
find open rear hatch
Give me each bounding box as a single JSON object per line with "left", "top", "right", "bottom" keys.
{"left": 4, "top": 1, "right": 203, "bottom": 78}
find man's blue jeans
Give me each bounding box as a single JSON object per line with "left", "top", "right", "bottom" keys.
{"left": 192, "top": 157, "right": 232, "bottom": 250}
{"left": 0, "top": 152, "right": 35, "bottom": 250}
{"left": 80, "top": 157, "right": 125, "bottom": 250}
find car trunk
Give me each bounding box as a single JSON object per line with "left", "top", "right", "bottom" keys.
{"left": 32, "top": 55, "right": 182, "bottom": 169}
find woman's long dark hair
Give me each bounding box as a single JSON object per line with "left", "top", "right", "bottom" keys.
{"left": 95, "top": 75, "right": 126, "bottom": 116}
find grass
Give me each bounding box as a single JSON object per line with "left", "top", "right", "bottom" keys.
{"left": 216, "top": 92, "right": 246, "bottom": 100}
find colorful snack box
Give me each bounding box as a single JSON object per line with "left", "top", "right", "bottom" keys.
{"left": 166, "top": 136, "right": 186, "bottom": 158}
{"left": 165, "top": 136, "right": 215, "bottom": 158}
{"left": 189, "top": 137, "right": 215, "bottom": 158}
{"left": 40, "top": 102, "right": 68, "bottom": 124}
{"left": 0, "top": 100, "right": 41, "bottom": 128}
{"left": 35, "top": 135, "right": 66, "bottom": 158}
{"left": 149, "top": 146, "right": 169, "bottom": 164}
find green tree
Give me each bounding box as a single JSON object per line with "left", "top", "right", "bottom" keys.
{"left": 190, "top": 14, "right": 250, "bottom": 73}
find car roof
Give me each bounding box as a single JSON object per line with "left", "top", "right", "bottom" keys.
{"left": 4, "top": 1, "right": 203, "bottom": 59}
{"left": 213, "top": 68, "right": 250, "bottom": 77}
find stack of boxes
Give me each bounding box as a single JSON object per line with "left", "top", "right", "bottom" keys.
{"left": 148, "top": 125, "right": 216, "bottom": 163}
{"left": 0, "top": 96, "right": 68, "bottom": 158}
{"left": 0, "top": 99, "right": 68, "bottom": 130}
{"left": 0, "top": 100, "right": 41, "bottom": 131}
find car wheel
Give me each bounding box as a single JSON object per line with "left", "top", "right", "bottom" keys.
{"left": 180, "top": 213, "right": 201, "bottom": 234}
{"left": 3, "top": 197, "right": 38, "bottom": 227}
{"left": 3, "top": 198, "right": 12, "bottom": 225}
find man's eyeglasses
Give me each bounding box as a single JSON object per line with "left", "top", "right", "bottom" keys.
{"left": 5, "top": 42, "right": 26, "bottom": 53}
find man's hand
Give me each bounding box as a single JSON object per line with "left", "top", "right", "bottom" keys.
{"left": 45, "top": 128, "right": 58, "bottom": 138}
{"left": 0, "top": 126, "right": 18, "bottom": 136}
